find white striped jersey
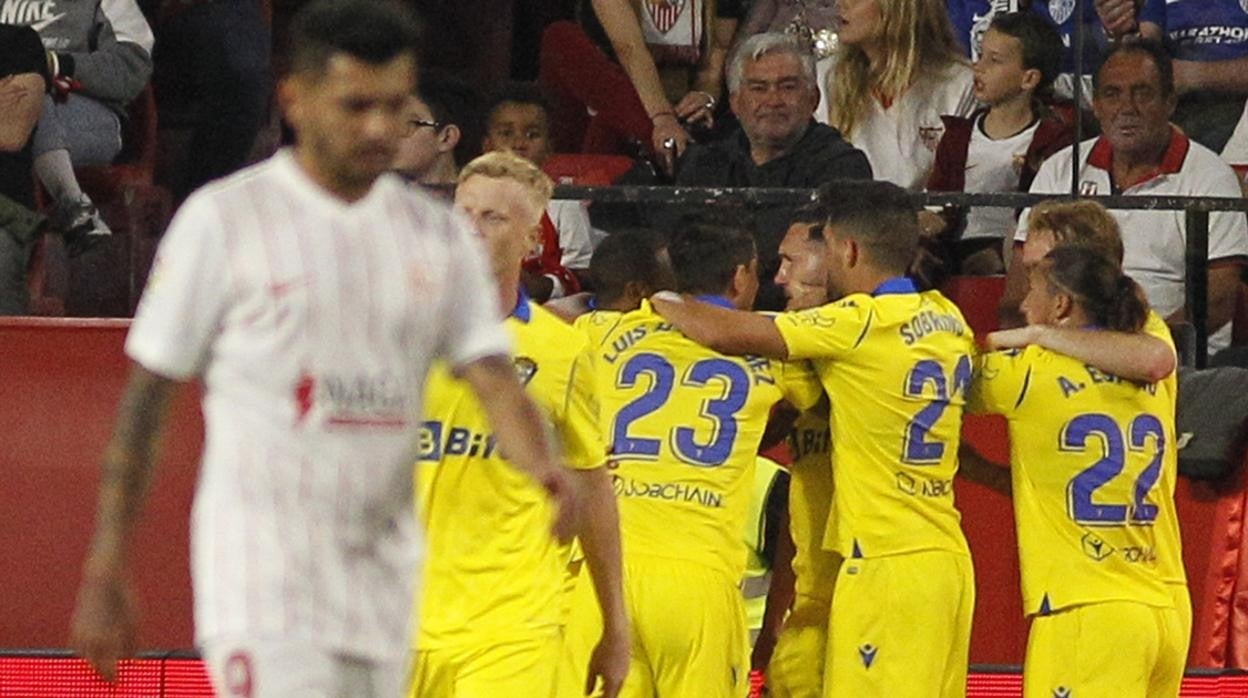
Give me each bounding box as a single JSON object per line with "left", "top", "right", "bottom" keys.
{"left": 126, "top": 150, "right": 511, "bottom": 662}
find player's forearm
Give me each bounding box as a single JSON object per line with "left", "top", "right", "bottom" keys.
{"left": 577, "top": 468, "right": 630, "bottom": 637}
{"left": 464, "top": 356, "right": 561, "bottom": 481}
{"left": 1032, "top": 326, "right": 1175, "bottom": 384}
{"left": 650, "top": 293, "right": 790, "bottom": 358}
{"left": 85, "top": 366, "right": 178, "bottom": 577}
{"left": 956, "top": 443, "right": 1011, "bottom": 497}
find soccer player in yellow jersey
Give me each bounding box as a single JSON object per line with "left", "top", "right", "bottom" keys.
{"left": 756, "top": 204, "right": 840, "bottom": 698}
{"left": 595, "top": 222, "right": 823, "bottom": 697}
{"left": 411, "top": 152, "right": 629, "bottom": 698}
{"left": 983, "top": 200, "right": 1189, "bottom": 695}
{"left": 654, "top": 181, "right": 977, "bottom": 698}
{"left": 969, "top": 245, "right": 1186, "bottom": 697}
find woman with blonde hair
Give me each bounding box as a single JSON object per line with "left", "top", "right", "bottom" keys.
{"left": 825, "top": 0, "right": 976, "bottom": 189}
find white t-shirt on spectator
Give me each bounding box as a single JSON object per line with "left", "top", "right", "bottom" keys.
{"left": 1016, "top": 131, "right": 1248, "bottom": 353}
{"left": 963, "top": 113, "right": 1039, "bottom": 240}
{"left": 546, "top": 199, "right": 596, "bottom": 271}
{"left": 126, "top": 149, "right": 511, "bottom": 662}
{"left": 823, "top": 59, "right": 978, "bottom": 190}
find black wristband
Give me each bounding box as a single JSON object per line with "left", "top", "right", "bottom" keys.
{"left": 56, "top": 52, "right": 75, "bottom": 78}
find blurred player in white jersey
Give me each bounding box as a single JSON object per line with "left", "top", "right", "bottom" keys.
{"left": 69, "top": 2, "right": 576, "bottom": 696}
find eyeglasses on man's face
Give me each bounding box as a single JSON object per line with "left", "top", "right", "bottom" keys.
{"left": 406, "top": 118, "right": 442, "bottom": 135}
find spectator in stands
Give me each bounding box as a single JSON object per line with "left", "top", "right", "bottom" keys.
{"left": 1010, "top": 39, "right": 1248, "bottom": 354}
{"left": 675, "top": 32, "right": 872, "bottom": 310}
{"left": 824, "top": 0, "right": 977, "bottom": 190}
{"left": 10, "top": 0, "right": 155, "bottom": 248}
{"left": 734, "top": 0, "right": 839, "bottom": 119}
{"left": 481, "top": 84, "right": 594, "bottom": 301}
{"left": 946, "top": 0, "right": 1120, "bottom": 107}
{"left": 1139, "top": 1, "right": 1248, "bottom": 160}
{"left": 150, "top": 0, "right": 271, "bottom": 203}
{"left": 539, "top": 0, "right": 741, "bottom": 173}
{"left": 392, "top": 70, "right": 481, "bottom": 191}
{"left": 925, "top": 12, "right": 1074, "bottom": 276}
{"left": 0, "top": 24, "right": 51, "bottom": 315}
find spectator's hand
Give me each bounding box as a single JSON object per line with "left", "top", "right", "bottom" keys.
{"left": 585, "top": 625, "right": 630, "bottom": 698}
{"left": 917, "top": 209, "right": 950, "bottom": 238}
{"left": 536, "top": 465, "right": 579, "bottom": 543}
{"left": 650, "top": 113, "right": 689, "bottom": 176}
{"left": 1094, "top": 0, "right": 1138, "bottom": 37}
{"left": 986, "top": 325, "right": 1042, "bottom": 350}
{"left": 71, "top": 568, "right": 138, "bottom": 682}
{"left": 674, "top": 90, "right": 716, "bottom": 129}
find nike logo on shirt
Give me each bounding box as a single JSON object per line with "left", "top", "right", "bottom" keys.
{"left": 29, "top": 12, "right": 64, "bottom": 32}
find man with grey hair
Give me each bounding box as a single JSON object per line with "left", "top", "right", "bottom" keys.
{"left": 673, "top": 32, "right": 870, "bottom": 310}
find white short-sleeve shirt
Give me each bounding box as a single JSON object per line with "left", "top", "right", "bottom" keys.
{"left": 1017, "top": 132, "right": 1248, "bottom": 352}
{"left": 962, "top": 113, "right": 1040, "bottom": 240}
{"left": 127, "top": 150, "right": 512, "bottom": 662}
{"left": 824, "top": 59, "right": 978, "bottom": 190}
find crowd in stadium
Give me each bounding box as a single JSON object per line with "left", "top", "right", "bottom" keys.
{"left": 3, "top": 0, "right": 1247, "bottom": 696}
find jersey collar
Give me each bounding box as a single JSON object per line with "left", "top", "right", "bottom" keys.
{"left": 510, "top": 287, "right": 533, "bottom": 323}
{"left": 696, "top": 294, "right": 736, "bottom": 309}
{"left": 1086, "top": 126, "right": 1190, "bottom": 190}
{"left": 871, "top": 277, "right": 919, "bottom": 296}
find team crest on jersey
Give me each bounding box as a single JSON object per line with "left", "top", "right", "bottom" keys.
{"left": 1241, "top": 0, "right": 1248, "bottom": 15}
{"left": 1048, "top": 0, "right": 1075, "bottom": 25}
{"left": 1081, "top": 532, "right": 1114, "bottom": 561}
{"left": 919, "top": 124, "right": 945, "bottom": 153}
{"left": 858, "top": 644, "right": 879, "bottom": 669}
{"left": 1053, "top": 687, "right": 1072, "bottom": 698}
{"left": 1079, "top": 180, "right": 1099, "bottom": 196}
{"left": 645, "top": 0, "right": 688, "bottom": 34}
{"left": 514, "top": 357, "right": 538, "bottom": 385}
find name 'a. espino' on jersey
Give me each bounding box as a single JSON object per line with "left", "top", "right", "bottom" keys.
{"left": 774, "top": 281, "right": 976, "bottom": 560}
{"left": 594, "top": 300, "right": 823, "bottom": 581}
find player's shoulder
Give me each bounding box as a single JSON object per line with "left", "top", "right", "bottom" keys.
{"left": 525, "top": 302, "right": 588, "bottom": 350}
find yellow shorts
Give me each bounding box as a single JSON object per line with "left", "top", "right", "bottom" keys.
{"left": 767, "top": 594, "right": 829, "bottom": 698}
{"left": 620, "top": 556, "right": 749, "bottom": 698}
{"left": 825, "top": 550, "right": 974, "bottom": 698}
{"left": 409, "top": 632, "right": 561, "bottom": 698}
{"left": 1023, "top": 599, "right": 1187, "bottom": 698}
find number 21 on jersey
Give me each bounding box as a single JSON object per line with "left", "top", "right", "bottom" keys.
{"left": 901, "top": 355, "right": 972, "bottom": 465}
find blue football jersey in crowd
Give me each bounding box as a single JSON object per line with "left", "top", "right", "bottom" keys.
{"left": 1140, "top": 0, "right": 1248, "bottom": 62}
{"left": 946, "top": 0, "right": 1108, "bottom": 74}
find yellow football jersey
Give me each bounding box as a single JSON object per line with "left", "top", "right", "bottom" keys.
{"left": 573, "top": 308, "right": 625, "bottom": 349}
{"left": 968, "top": 342, "right": 1176, "bottom": 615}
{"left": 1143, "top": 311, "right": 1185, "bottom": 587}
{"left": 787, "top": 404, "right": 840, "bottom": 600}
{"left": 416, "top": 298, "right": 606, "bottom": 649}
{"left": 774, "top": 279, "right": 975, "bottom": 559}
{"left": 597, "top": 298, "right": 823, "bottom": 580}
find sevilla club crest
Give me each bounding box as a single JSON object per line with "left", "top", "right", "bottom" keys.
{"left": 646, "top": 0, "right": 688, "bottom": 34}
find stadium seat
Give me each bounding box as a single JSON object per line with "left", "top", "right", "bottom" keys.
{"left": 941, "top": 274, "right": 1006, "bottom": 338}
{"left": 542, "top": 153, "right": 636, "bottom": 186}
{"left": 68, "top": 86, "right": 172, "bottom": 317}
{"left": 24, "top": 233, "right": 67, "bottom": 316}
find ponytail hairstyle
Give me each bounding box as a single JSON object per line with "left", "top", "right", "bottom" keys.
{"left": 1038, "top": 246, "right": 1149, "bottom": 332}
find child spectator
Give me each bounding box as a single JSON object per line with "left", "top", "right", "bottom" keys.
{"left": 925, "top": 11, "right": 1075, "bottom": 276}
{"left": 482, "top": 84, "right": 598, "bottom": 301}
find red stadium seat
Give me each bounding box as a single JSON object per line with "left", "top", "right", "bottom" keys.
{"left": 941, "top": 274, "right": 1006, "bottom": 338}
{"left": 542, "top": 153, "right": 636, "bottom": 186}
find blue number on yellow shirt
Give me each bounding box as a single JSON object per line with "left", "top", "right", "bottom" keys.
{"left": 901, "top": 355, "right": 972, "bottom": 465}
{"left": 1064, "top": 413, "right": 1164, "bottom": 525}
{"left": 612, "top": 353, "right": 675, "bottom": 458}
{"left": 673, "top": 358, "right": 750, "bottom": 467}
{"left": 613, "top": 353, "right": 749, "bottom": 466}
{"left": 1130, "top": 415, "right": 1165, "bottom": 524}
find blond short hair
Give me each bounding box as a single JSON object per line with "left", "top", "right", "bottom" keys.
{"left": 1028, "top": 199, "right": 1125, "bottom": 266}
{"left": 459, "top": 150, "right": 554, "bottom": 212}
